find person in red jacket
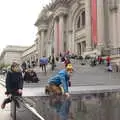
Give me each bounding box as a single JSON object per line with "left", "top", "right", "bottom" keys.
{"left": 64, "top": 57, "right": 71, "bottom": 68}
{"left": 106, "top": 55, "right": 111, "bottom": 66}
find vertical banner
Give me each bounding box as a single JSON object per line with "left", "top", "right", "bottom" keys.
{"left": 91, "top": 0, "right": 97, "bottom": 45}
{"left": 56, "top": 22, "right": 59, "bottom": 55}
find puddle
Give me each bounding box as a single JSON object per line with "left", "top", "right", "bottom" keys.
{"left": 15, "top": 92, "right": 120, "bottom": 120}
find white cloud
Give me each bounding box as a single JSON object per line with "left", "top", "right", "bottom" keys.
{"left": 0, "top": 0, "right": 50, "bottom": 53}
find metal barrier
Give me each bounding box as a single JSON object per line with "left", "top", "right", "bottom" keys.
{"left": 11, "top": 100, "right": 16, "bottom": 120}
{"left": 0, "top": 79, "right": 45, "bottom": 120}
{"left": 111, "top": 48, "right": 120, "bottom": 55}
{"left": 10, "top": 96, "right": 45, "bottom": 120}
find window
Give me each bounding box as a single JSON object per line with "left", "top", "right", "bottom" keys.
{"left": 77, "top": 16, "right": 80, "bottom": 28}
{"left": 81, "top": 11, "right": 85, "bottom": 26}
{"left": 76, "top": 10, "right": 85, "bottom": 29}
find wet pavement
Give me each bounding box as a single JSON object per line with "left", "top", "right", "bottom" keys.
{"left": 14, "top": 87, "right": 120, "bottom": 120}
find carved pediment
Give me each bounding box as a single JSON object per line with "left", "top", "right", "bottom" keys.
{"left": 35, "top": 8, "right": 49, "bottom": 26}
{"left": 54, "top": 7, "right": 68, "bottom": 18}
{"left": 47, "top": 0, "right": 72, "bottom": 10}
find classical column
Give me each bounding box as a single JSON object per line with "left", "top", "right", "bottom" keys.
{"left": 72, "top": 25, "right": 75, "bottom": 53}
{"left": 38, "top": 37, "right": 41, "bottom": 59}
{"left": 29, "top": 57, "right": 31, "bottom": 66}
{"left": 111, "top": 12, "right": 118, "bottom": 48}
{"left": 40, "top": 30, "right": 44, "bottom": 57}
{"left": 54, "top": 19, "right": 58, "bottom": 56}
{"left": 68, "top": 31, "right": 72, "bottom": 52}
{"left": 81, "top": 42, "right": 83, "bottom": 55}
{"left": 34, "top": 55, "right": 36, "bottom": 63}
{"left": 59, "top": 15, "right": 64, "bottom": 54}
{"left": 97, "top": 0, "right": 105, "bottom": 50}
{"left": 117, "top": 3, "right": 120, "bottom": 48}
{"left": 74, "top": 42, "right": 77, "bottom": 54}
{"left": 85, "top": 0, "right": 92, "bottom": 51}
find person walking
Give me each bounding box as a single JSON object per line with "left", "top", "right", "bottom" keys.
{"left": 21, "top": 61, "right": 27, "bottom": 70}
{"left": 106, "top": 55, "right": 111, "bottom": 66}
{"left": 40, "top": 56, "right": 48, "bottom": 74}
{"left": 51, "top": 55, "right": 56, "bottom": 71}
{"left": 64, "top": 57, "right": 71, "bottom": 68}
{"left": 1, "top": 62, "right": 23, "bottom": 109}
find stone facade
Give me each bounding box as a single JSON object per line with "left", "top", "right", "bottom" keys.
{"left": 22, "top": 44, "right": 38, "bottom": 65}
{"left": 0, "top": 45, "right": 28, "bottom": 65}
{"left": 1, "top": 0, "right": 120, "bottom": 65}
{"left": 0, "top": 45, "right": 38, "bottom": 66}
{"left": 34, "top": 0, "right": 120, "bottom": 58}
{"left": 35, "top": 0, "right": 89, "bottom": 58}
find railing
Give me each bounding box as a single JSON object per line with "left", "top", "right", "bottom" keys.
{"left": 102, "top": 48, "right": 120, "bottom": 56}
{"left": 0, "top": 79, "right": 45, "bottom": 120}
{"left": 110, "top": 48, "right": 120, "bottom": 55}
{"left": 11, "top": 97, "right": 45, "bottom": 120}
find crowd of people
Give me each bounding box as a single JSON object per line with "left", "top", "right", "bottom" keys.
{"left": 90, "top": 55, "right": 112, "bottom": 72}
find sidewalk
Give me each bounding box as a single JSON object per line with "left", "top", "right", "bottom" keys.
{"left": 0, "top": 85, "right": 11, "bottom": 120}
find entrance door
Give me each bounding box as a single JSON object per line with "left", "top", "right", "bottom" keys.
{"left": 82, "top": 41, "right": 86, "bottom": 52}
{"left": 77, "top": 43, "right": 81, "bottom": 55}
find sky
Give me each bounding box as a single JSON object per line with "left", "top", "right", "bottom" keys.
{"left": 0, "top": 0, "right": 50, "bottom": 53}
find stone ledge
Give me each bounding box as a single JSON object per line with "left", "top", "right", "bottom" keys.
{"left": 22, "top": 85, "right": 120, "bottom": 97}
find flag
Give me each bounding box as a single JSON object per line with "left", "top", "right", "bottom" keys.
{"left": 91, "top": 0, "right": 97, "bottom": 45}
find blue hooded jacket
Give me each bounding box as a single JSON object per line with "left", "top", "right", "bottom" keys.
{"left": 48, "top": 69, "right": 69, "bottom": 93}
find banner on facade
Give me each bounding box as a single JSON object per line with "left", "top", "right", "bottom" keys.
{"left": 56, "top": 22, "right": 59, "bottom": 55}
{"left": 91, "top": 0, "right": 97, "bottom": 45}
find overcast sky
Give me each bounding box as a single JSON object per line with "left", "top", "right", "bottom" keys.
{"left": 0, "top": 0, "right": 50, "bottom": 53}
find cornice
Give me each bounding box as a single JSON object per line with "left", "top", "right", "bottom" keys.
{"left": 38, "top": 24, "right": 48, "bottom": 32}
{"left": 53, "top": 7, "right": 68, "bottom": 18}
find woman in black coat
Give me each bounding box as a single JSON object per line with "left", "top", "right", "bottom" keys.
{"left": 1, "top": 62, "right": 23, "bottom": 109}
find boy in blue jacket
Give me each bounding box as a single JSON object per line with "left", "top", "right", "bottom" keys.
{"left": 45, "top": 64, "right": 73, "bottom": 97}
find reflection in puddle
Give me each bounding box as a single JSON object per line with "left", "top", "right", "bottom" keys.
{"left": 23, "top": 92, "right": 120, "bottom": 120}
